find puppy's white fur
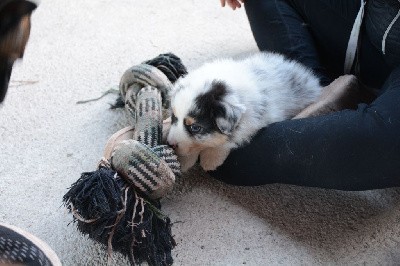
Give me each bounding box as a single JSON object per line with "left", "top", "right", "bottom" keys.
{"left": 167, "top": 52, "right": 322, "bottom": 171}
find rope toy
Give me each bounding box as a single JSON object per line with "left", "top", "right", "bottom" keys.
{"left": 63, "top": 53, "right": 187, "bottom": 266}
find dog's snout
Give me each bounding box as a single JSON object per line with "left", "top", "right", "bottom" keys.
{"left": 167, "top": 140, "right": 178, "bottom": 150}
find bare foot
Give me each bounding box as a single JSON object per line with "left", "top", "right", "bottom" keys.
{"left": 294, "top": 75, "right": 361, "bottom": 119}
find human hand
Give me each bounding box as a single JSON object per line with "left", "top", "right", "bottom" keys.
{"left": 220, "top": 0, "right": 245, "bottom": 10}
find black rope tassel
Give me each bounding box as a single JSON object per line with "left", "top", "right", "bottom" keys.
{"left": 63, "top": 167, "right": 175, "bottom": 266}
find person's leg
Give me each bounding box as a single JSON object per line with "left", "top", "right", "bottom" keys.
{"left": 210, "top": 65, "right": 400, "bottom": 191}
{"left": 287, "top": 0, "right": 361, "bottom": 79}
{"left": 245, "top": 0, "right": 399, "bottom": 90}
{"left": 244, "top": 0, "right": 331, "bottom": 85}
{"left": 244, "top": 0, "right": 361, "bottom": 85}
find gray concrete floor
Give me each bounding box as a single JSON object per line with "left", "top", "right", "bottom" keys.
{"left": 1, "top": 0, "right": 400, "bottom": 265}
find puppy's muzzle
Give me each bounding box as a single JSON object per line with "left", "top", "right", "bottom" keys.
{"left": 167, "top": 140, "right": 178, "bottom": 150}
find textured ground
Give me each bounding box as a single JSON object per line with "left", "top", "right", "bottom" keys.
{"left": 1, "top": 0, "right": 400, "bottom": 265}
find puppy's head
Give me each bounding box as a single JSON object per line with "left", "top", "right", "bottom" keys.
{"left": 167, "top": 79, "right": 245, "bottom": 156}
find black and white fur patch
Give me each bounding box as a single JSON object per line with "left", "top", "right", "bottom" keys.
{"left": 186, "top": 80, "right": 244, "bottom": 136}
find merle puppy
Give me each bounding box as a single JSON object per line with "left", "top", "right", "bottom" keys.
{"left": 167, "top": 52, "right": 322, "bottom": 171}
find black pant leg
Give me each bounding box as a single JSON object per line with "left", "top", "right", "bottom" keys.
{"left": 210, "top": 66, "right": 400, "bottom": 191}
{"left": 245, "top": 0, "right": 399, "bottom": 89}
{"left": 244, "top": 0, "right": 331, "bottom": 85}
{"left": 287, "top": 0, "right": 361, "bottom": 79}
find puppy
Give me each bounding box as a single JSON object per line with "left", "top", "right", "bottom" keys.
{"left": 167, "top": 52, "right": 322, "bottom": 171}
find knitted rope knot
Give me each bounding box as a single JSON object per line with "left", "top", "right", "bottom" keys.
{"left": 111, "top": 84, "right": 180, "bottom": 200}
{"left": 63, "top": 53, "right": 187, "bottom": 266}
{"left": 120, "top": 64, "right": 172, "bottom": 122}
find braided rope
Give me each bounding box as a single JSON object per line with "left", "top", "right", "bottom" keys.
{"left": 110, "top": 64, "right": 180, "bottom": 200}
{"left": 120, "top": 64, "right": 173, "bottom": 122}
{"left": 63, "top": 54, "right": 186, "bottom": 266}
{"left": 133, "top": 86, "right": 163, "bottom": 147}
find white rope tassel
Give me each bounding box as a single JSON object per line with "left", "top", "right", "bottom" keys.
{"left": 382, "top": 1, "right": 400, "bottom": 55}
{"left": 344, "top": 0, "right": 366, "bottom": 74}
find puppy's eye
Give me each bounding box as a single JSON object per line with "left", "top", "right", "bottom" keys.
{"left": 189, "top": 124, "right": 202, "bottom": 134}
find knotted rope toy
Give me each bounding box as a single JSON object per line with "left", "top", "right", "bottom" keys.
{"left": 63, "top": 53, "right": 187, "bottom": 266}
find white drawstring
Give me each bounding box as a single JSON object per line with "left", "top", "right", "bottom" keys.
{"left": 344, "top": 0, "right": 366, "bottom": 74}
{"left": 382, "top": 0, "right": 400, "bottom": 54}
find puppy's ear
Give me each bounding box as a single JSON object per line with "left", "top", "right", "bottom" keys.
{"left": 216, "top": 93, "right": 246, "bottom": 135}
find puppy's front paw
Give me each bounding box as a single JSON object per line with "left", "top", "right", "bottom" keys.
{"left": 178, "top": 152, "right": 199, "bottom": 172}
{"left": 199, "top": 147, "right": 230, "bottom": 171}
{"left": 200, "top": 159, "right": 221, "bottom": 171}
